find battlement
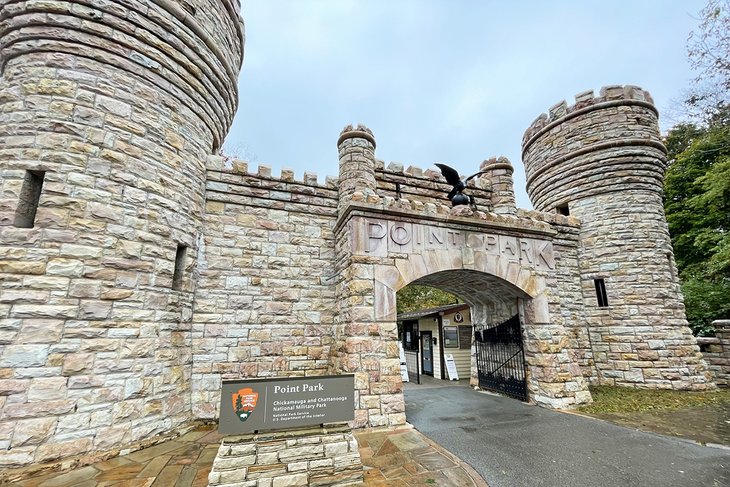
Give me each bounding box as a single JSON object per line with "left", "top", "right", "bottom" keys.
{"left": 522, "top": 85, "right": 666, "bottom": 212}
{"left": 207, "top": 155, "right": 339, "bottom": 189}
{"left": 373, "top": 160, "right": 492, "bottom": 209}
{"left": 522, "top": 85, "right": 656, "bottom": 150}
{"left": 338, "top": 123, "right": 376, "bottom": 148}
{"left": 377, "top": 159, "right": 454, "bottom": 180}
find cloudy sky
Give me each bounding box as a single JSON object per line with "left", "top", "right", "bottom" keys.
{"left": 224, "top": 0, "right": 706, "bottom": 208}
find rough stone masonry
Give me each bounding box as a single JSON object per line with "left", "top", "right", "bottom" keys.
{"left": 0, "top": 0, "right": 714, "bottom": 477}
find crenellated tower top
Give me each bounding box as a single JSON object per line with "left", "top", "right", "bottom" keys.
{"left": 522, "top": 85, "right": 667, "bottom": 212}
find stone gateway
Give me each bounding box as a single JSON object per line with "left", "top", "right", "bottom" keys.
{"left": 0, "top": 0, "right": 714, "bottom": 479}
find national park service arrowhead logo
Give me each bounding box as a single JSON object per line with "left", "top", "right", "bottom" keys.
{"left": 232, "top": 387, "right": 258, "bottom": 422}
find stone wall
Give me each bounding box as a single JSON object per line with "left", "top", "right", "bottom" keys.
{"left": 697, "top": 320, "right": 730, "bottom": 387}
{"left": 0, "top": 0, "right": 244, "bottom": 468}
{"left": 207, "top": 425, "right": 362, "bottom": 487}
{"left": 518, "top": 209, "right": 594, "bottom": 382}
{"left": 191, "top": 156, "right": 340, "bottom": 419}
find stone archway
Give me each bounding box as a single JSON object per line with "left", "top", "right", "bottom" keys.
{"left": 332, "top": 208, "right": 593, "bottom": 428}
{"left": 401, "top": 269, "right": 529, "bottom": 392}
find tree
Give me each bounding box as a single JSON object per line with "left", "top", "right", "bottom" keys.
{"left": 662, "top": 0, "right": 730, "bottom": 335}
{"left": 681, "top": 279, "right": 730, "bottom": 336}
{"left": 686, "top": 0, "right": 730, "bottom": 121}
{"left": 664, "top": 120, "right": 730, "bottom": 277}
{"left": 663, "top": 116, "right": 730, "bottom": 335}
{"left": 396, "top": 285, "right": 460, "bottom": 314}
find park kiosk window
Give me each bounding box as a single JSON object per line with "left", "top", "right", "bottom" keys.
{"left": 402, "top": 320, "right": 419, "bottom": 351}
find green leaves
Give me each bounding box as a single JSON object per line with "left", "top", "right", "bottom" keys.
{"left": 396, "top": 285, "right": 460, "bottom": 314}
{"left": 664, "top": 115, "right": 730, "bottom": 335}
{"left": 681, "top": 278, "right": 730, "bottom": 336}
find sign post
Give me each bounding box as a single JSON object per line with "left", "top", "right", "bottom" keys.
{"left": 219, "top": 375, "right": 355, "bottom": 434}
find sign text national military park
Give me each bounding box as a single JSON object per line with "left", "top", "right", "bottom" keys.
{"left": 219, "top": 376, "right": 355, "bottom": 434}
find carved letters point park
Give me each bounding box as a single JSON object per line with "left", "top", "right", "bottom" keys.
{"left": 354, "top": 217, "right": 556, "bottom": 270}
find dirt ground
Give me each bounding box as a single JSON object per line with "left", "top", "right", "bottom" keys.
{"left": 578, "top": 389, "right": 730, "bottom": 447}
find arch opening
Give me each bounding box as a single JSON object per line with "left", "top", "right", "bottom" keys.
{"left": 394, "top": 269, "right": 530, "bottom": 402}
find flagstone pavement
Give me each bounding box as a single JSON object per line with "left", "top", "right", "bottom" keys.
{"left": 7, "top": 424, "right": 487, "bottom": 487}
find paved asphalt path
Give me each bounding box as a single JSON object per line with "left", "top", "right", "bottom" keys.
{"left": 405, "top": 384, "right": 730, "bottom": 487}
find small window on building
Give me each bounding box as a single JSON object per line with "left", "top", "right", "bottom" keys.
{"left": 556, "top": 204, "right": 570, "bottom": 216}
{"left": 181, "top": 1, "right": 196, "bottom": 15}
{"left": 443, "top": 326, "right": 459, "bottom": 348}
{"left": 458, "top": 326, "right": 472, "bottom": 350}
{"left": 14, "top": 170, "right": 45, "bottom": 228}
{"left": 594, "top": 278, "right": 609, "bottom": 308}
{"left": 172, "top": 244, "right": 187, "bottom": 290}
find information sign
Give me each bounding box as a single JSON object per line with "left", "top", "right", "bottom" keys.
{"left": 219, "top": 375, "right": 354, "bottom": 434}
{"left": 398, "top": 342, "right": 409, "bottom": 382}
{"left": 445, "top": 354, "right": 459, "bottom": 381}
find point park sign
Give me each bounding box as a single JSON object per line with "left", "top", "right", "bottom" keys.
{"left": 219, "top": 375, "right": 355, "bottom": 434}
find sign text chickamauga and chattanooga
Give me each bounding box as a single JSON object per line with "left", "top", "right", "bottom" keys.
{"left": 219, "top": 375, "right": 355, "bottom": 434}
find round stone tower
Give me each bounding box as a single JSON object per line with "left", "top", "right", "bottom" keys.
{"left": 479, "top": 156, "right": 517, "bottom": 215}
{"left": 0, "top": 0, "right": 243, "bottom": 467}
{"left": 337, "top": 123, "right": 378, "bottom": 210}
{"left": 522, "top": 85, "right": 711, "bottom": 390}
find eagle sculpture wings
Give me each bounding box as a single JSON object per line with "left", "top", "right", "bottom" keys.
{"left": 435, "top": 163, "right": 487, "bottom": 207}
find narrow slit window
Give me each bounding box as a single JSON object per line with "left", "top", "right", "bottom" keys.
{"left": 594, "top": 278, "right": 609, "bottom": 308}
{"left": 172, "top": 244, "right": 187, "bottom": 290}
{"left": 14, "top": 170, "right": 45, "bottom": 228}
{"left": 556, "top": 204, "right": 570, "bottom": 216}
{"left": 181, "top": 1, "right": 196, "bottom": 15}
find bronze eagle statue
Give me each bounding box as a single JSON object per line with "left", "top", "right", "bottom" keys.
{"left": 435, "top": 163, "right": 487, "bottom": 207}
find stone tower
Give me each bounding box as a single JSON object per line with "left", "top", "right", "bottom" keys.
{"left": 479, "top": 156, "right": 517, "bottom": 215}
{"left": 0, "top": 0, "right": 244, "bottom": 465}
{"left": 522, "top": 85, "right": 711, "bottom": 389}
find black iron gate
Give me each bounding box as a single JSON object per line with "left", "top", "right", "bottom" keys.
{"left": 404, "top": 350, "right": 420, "bottom": 384}
{"left": 474, "top": 315, "right": 528, "bottom": 401}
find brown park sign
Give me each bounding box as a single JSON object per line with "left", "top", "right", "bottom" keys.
{"left": 219, "top": 375, "right": 355, "bottom": 434}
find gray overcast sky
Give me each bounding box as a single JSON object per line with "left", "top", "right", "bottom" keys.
{"left": 224, "top": 0, "right": 705, "bottom": 208}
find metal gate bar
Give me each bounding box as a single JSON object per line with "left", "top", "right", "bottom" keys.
{"left": 404, "top": 350, "right": 420, "bottom": 384}
{"left": 475, "top": 315, "right": 528, "bottom": 401}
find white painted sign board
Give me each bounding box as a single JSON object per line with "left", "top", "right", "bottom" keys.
{"left": 445, "top": 354, "right": 459, "bottom": 381}
{"left": 398, "top": 342, "right": 409, "bottom": 382}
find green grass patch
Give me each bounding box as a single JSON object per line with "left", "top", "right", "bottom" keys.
{"left": 577, "top": 386, "right": 730, "bottom": 414}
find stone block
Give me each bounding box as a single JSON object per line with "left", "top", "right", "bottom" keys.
{"left": 27, "top": 377, "right": 68, "bottom": 401}
{"left": 272, "top": 473, "right": 308, "bottom": 487}
{"left": 35, "top": 437, "right": 93, "bottom": 462}
{"left": 62, "top": 353, "right": 94, "bottom": 375}
{"left": 11, "top": 417, "right": 57, "bottom": 447}
{"left": 0, "top": 446, "right": 36, "bottom": 467}
{"left": 323, "top": 441, "right": 348, "bottom": 457}
{"left": 278, "top": 445, "right": 323, "bottom": 462}
{"left": 217, "top": 467, "right": 250, "bottom": 483}
{"left": 0, "top": 344, "right": 49, "bottom": 367}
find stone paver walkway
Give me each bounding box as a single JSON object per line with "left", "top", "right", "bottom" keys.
{"left": 9, "top": 428, "right": 223, "bottom": 487}
{"left": 6, "top": 424, "right": 487, "bottom": 487}
{"left": 356, "top": 425, "right": 487, "bottom": 486}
